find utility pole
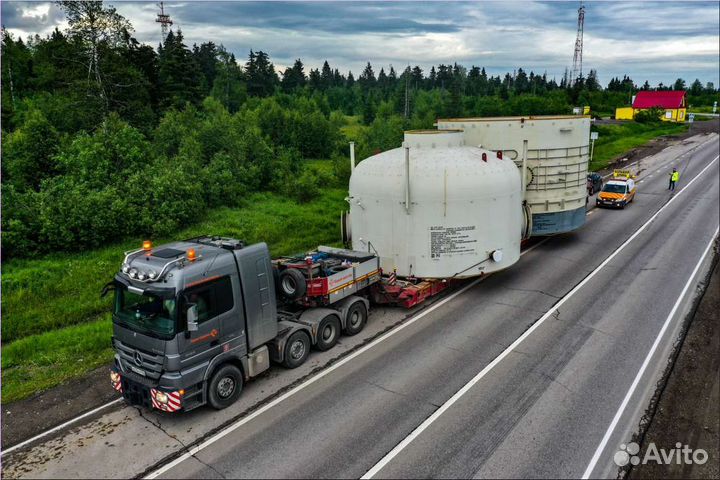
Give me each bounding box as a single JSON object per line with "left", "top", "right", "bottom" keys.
{"left": 571, "top": 1, "right": 585, "bottom": 86}
{"left": 156, "top": 2, "right": 173, "bottom": 45}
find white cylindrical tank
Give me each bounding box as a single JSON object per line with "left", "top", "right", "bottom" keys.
{"left": 437, "top": 116, "right": 591, "bottom": 236}
{"left": 349, "top": 130, "right": 522, "bottom": 278}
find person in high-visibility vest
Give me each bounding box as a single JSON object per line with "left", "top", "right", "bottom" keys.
{"left": 668, "top": 168, "right": 680, "bottom": 191}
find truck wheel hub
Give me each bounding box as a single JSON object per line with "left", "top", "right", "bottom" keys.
{"left": 290, "top": 340, "right": 305, "bottom": 359}
{"left": 322, "top": 325, "right": 335, "bottom": 341}
{"left": 218, "top": 377, "right": 235, "bottom": 398}
{"left": 349, "top": 311, "right": 360, "bottom": 327}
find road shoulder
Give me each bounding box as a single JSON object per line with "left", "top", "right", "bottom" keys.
{"left": 629, "top": 247, "right": 719, "bottom": 479}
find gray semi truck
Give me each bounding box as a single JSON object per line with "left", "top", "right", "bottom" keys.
{"left": 108, "top": 236, "right": 381, "bottom": 412}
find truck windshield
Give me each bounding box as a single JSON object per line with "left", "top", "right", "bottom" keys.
{"left": 603, "top": 184, "right": 627, "bottom": 194}
{"left": 113, "top": 286, "right": 177, "bottom": 339}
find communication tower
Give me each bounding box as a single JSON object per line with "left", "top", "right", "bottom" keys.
{"left": 156, "top": 2, "right": 173, "bottom": 44}
{"left": 571, "top": 1, "right": 585, "bottom": 86}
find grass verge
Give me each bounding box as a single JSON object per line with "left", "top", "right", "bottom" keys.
{"left": 1, "top": 187, "right": 347, "bottom": 402}
{"left": 589, "top": 121, "right": 688, "bottom": 171}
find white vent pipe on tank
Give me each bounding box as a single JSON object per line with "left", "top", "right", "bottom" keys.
{"left": 349, "top": 142, "right": 356, "bottom": 171}
{"left": 521, "top": 139, "right": 529, "bottom": 198}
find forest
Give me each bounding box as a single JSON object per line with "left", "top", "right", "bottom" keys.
{"left": 2, "top": 1, "right": 718, "bottom": 259}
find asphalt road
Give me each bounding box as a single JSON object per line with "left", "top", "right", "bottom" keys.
{"left": 3, "top": 133, "right": 717, "bottom": 479}
{"left": 150, "top": 138, "right": 719, "bottom": 479}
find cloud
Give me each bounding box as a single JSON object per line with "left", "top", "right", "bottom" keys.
{"left": 1, "top": 2, "right": 65, "bottom": 33}
{"left": 2, "top": 0, "right": 718, "bottom": 87}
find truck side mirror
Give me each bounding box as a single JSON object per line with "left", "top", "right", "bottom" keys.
{"left": 187, "top": 304, "right": 199, "bottom": 332}
{"left": 100, "top": 281, "right": 116, "bottom": 299}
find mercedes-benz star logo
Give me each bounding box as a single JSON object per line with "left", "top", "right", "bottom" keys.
{"left": 134, "top": 351, "right": 143, "bottom": 367}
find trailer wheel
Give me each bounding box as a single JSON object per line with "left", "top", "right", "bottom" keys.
{"left": 344, "top": 302, "right": 367, "bottom": 336}
{"left": 282, "top": 331, "right": 311, "bottom": 368}
{"left": 315, "top": 314, "right": 341, "bottom": 351}
{"left": 279, "top": 268, "right": 307, "bottom": 300}
{"left": 208, "top": 364, "right": 243, "bottom": 410}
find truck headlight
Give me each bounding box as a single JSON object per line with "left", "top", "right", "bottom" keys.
{"left": 122, "top": 265, "right": 131, "bottom": 274}
{"left": 148, "top": 270, "right": 158, "bottom": 279}
{"left": 138, "top": 272, "right": 147, "bottom": 281}
{"left": 154, "top": 391, "right": 169, "bottom": 404}
{"left": 110, "top": 371, "right": 121, "bottom": 383}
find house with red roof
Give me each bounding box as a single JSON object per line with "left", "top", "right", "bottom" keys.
{"left": 615, "top": 90, "right": 687, "bottom": 122}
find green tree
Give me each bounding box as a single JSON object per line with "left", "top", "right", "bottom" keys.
{"left": 158, "top": 30, "right": 203, "bottom": 110}
{"left": 2, "top": 108, "right": 60, "bottom": 190}
{"left": 245, "top": 50, "right": 278, "bottom": 97}
{"left": 689, "top": 79, "right": 704, "bottom": 96}
{"left": 358, "top": 62, "right": 376, "bottom": 90}
{"left": 281, "top": 59, "right": 306, "bottom": 92}
{"left": 58, "top": 0, "right": 132, "bottom": 110}
{"left": 211, "top": 47, "right": 246, "bottom": 112}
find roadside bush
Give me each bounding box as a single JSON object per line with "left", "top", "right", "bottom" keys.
{"left": 1, "top": 108, "right": 60, "bottom": 191}
{"left": 38, "top": 179, "right": 129, "bottom": 251}
{"left": 0, "top": 98, "right": 374, "bottom": 259}
{"left": 0, "top": 186, "right": 43, "bottom": 258}
{"left": 635, "top": 107, "right": 664, "bottom": 123}
{"left": 331, "top": 154, "right": 352, "bottom": 186}
{"left": 202, "top": 152, "right": 247, "bottom": 207}
{"left": 293, "top": 166, "right": 331, "bottom": 203}
{"left": 268, "top": 146, "right": 303, "bottom": 194}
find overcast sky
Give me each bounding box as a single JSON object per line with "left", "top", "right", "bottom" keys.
{"left": 3, "top": 1, "right": 719, "bottom": 88}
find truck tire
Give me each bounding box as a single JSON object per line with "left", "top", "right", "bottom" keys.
{"left": 282, "top": 331, "right": 311, "bottom": 368}
{"left": 315, "top": 314, "right": 341, "bottom": 351}
{"left": 344, "top": 302, "right": 367, "bottom": 336}
{"left": 208, "top": 364, "right": 243, "bottom": 410}
{"left": 279, "top": 268, "right": 307, "bottom": 300}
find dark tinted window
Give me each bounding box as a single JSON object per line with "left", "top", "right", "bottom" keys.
{"left": 184, "top": 276, "right": 234, "bottom": 324}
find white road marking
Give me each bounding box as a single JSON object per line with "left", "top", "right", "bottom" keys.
{"left": 142, "top": 240, "right": 549, "bottom": 479}
{"left": 1, "top": 398, "right": 124, "bottom": 456}
{"left": 361, "top": 155, "right": 719, "bottom": 479}
{"left": 587, "top": 211, "right": 594, "bottom": 215}
{"left": 581, "top": 227, "right": 719, "bottom": 479}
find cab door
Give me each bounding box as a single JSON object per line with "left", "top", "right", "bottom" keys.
{"left": 177, "top": 276, "right": 235, "bottom": 369}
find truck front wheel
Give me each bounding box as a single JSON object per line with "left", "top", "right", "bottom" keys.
{"left": 283, "top": 331, "right": 311, "bottom": 368}
{"left": 208, "top": 364, "right": 243, "bottom": 410}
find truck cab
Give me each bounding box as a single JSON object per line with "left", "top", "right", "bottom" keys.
{"left": 109, "top": 236, "right": 377, "bottom": 412}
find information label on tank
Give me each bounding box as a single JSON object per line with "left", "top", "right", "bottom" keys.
{"left": 429, "top": 225, "right": 477, "bottom": 259}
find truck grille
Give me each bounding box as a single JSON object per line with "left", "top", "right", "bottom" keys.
{"left": 115, "top": 341, "right": 164, "bottom": 380}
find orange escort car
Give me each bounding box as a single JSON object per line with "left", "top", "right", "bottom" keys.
{"left": 596, "top": 175, "right": 636, "bottom": 209}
